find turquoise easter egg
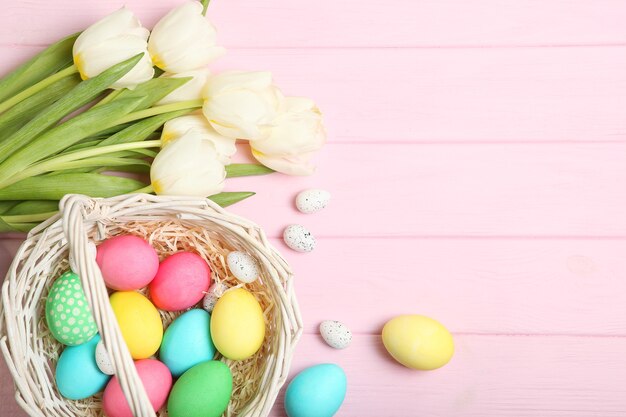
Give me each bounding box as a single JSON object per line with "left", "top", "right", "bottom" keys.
{"left": 285, "top": 364, "right": 347, "bottom": 417}
{"left": 45, "top": 270, "right": 97, "bottom": 345}
{"left": 160, "top": 309, "right": 215, "bottom": 377}
{"left": 55, "top": 335, "right": 111, "bottom": 400}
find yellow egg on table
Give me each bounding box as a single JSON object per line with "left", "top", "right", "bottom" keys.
{"left": 382, "top": 314, "right": 454, "bottom": 370}
{"left": 210, "top": 288, "right": 265, "bottom": 360}
{"left": 110, "top": 292, "right": 163, "bottom": 359}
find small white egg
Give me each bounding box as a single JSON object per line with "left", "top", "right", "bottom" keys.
{"left": 283, "top": 225, "right": 316, "bottom": 253}
{"left": 320, "top": 320, "right": 352, "bottom": 349}
{"left": 296, "top": 189, "right": 331, "bottom": 214}
{"left": 227, "top": 251, "right": 260, "bottom": 283}
{"left": 95, "top": 340, "right": 115, "bottom": 375}
{"left": 202, "top": 281, "right": 228, "bottom": 312}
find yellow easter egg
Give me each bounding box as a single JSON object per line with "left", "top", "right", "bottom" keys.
{"left": 382, "top": 315, "right": 454, "bottom": 370}
{"left": 210, "top": 288, "right": 265, "bottom": 360}
{"left": 110, "top": 291, "right": 163, "bottom": 359}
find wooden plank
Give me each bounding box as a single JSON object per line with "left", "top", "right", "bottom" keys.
{"left": 226, "top": 143, "right": 626, "bottom": 238}
{"left": 2, "top": 334, "right": 626, "bottom": 416}
{"left": 3, "top": 46, "right": 626, "bottom": 144}
{"left": 1, "top": 236, "right": 625, "bottom": 336}
{"left": 3, "top": 0, "right": 626, "bottom": 48}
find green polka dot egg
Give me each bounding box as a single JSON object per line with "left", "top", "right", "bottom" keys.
{"left": 45, "top": 271, "right": 97, "bottom": 346}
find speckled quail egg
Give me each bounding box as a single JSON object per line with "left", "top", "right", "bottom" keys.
{"left": 296, "top": 189, "right": 331, "bottom": 214}
{"left": 202, "top": 281, "right": 228, "bottom": 313}
{"left": 283, "top": 225, "right": 316, "bottom": 253}
{"left": 95, "top": 340, "right": 115, "bottom": 375}
{"left": 320, "top": 320, "right": 352, "bottom": 349}
{"left": 227, "top": 252, "right": 260, "bottom": 284}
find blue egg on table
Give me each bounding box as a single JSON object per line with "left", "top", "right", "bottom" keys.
{"left": 55, "top": 334, "right": 111, "bottom": 400}
{"left": 160, "top": 309, "right": 216, "bottom": 377}
{"left": 285, "top": 363, "right": 347, "bottom": 417}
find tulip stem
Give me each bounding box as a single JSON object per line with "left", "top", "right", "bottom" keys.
{"left": 134, "top": 184, "right": 154, "bottom": 194}
{"left": 115, "top": 99, "right": 203, "bottom": 125}
{"left": 0, "top": 65, "right": 78, "bottom": 114}
{"left": 0, "top": 140, "right": 162, "bottom": 188}
{"left": 201, "top": 0, "right": 210, "bottom": 15}
{"left": 93, "top": 89, "right": 124, "bottom": 108}
{"left": 2, "top": 211, "right": 58, "bottom": 223}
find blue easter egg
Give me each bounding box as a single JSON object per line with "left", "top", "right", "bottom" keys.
{"left": 285, "top": 364, "right": 347, "bottom": 417}
{"left": 55, "top": 335, "right": 111, "bottom": 400}
{"left": 160, "top": 309, "right": 216, "bottom": 377}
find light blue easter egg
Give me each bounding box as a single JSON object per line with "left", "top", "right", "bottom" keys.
{"left": 55, "top": 335, "right": 111, "bottom": 400}
{"left": 160, "top": 309, "right": 216, "bottom": 377}
{"left": 285, "top": 364, "right": 347, "bottom": 417}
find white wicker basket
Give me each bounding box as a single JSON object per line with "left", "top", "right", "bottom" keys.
{"left": 0, "top": 193, "right": 303, "bottom": 417}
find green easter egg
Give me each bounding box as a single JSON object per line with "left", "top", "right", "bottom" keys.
{"left": 167, "top": 360, "right": 232, "bottom": 417}
{"left": 45, "top": 271, "right": 97, "bottom": 346}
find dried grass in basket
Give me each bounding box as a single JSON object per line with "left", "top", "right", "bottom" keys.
{"left": 0, "top": 194, "right": 303, "bottom": 417}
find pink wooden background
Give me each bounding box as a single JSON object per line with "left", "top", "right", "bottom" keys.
{"left": 2, "top": 0, "right": 626, "bottom": 415}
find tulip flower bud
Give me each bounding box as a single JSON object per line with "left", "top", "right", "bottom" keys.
{"left": 73, "top": 7, "right": 154, "bottom": 89}
{"left": 203, "top": 71, "right": 284, "bottom": 141}
{"left": 151, "top": 130, "right": 226, "bottom": 197}
{"left": 251, "top": 97, "right": 326, "bottom": 176}
{"left": 156, "top": 69, "right": 211, "bottom": 105}
{"left": 162, "top": 113, "right": 237, "bottom": 164}
{"left": 148, "top": 2, "right": 225, "bottom": 73}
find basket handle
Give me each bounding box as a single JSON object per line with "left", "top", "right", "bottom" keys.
{"left": 61, "top": 194, "right": 156, "bottom": 417}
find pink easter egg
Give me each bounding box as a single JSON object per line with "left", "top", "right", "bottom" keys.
{"left": 96, "top": 235, "right": 159, "bottom": 291}
{"left": 149, "top": 252, "right": 211, "bottom": 311}
{"left": 103, "top": 359, "right": 172, "bottom": 417}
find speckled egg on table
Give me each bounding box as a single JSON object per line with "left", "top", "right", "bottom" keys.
{"left": 227, "top": 251, "right": 260, "bottom": 283}
{"left": 296, "top": 189, "right": 331, "bottom": 214}
{"left": 283, "top": 224, "right": 316, "bottom": 253}
{"left": 45, "top": 271, "right": 97, "bottom": 346}
{"left": 96, "top": 235, "right": 159, "bottom": 291}
{"left": 149, "top": 251, "right": 212, "bottom": 311}
{"left": 320, "top": 320, "right": 352, "bottom": 349}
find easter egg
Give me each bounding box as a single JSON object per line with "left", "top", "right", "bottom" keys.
{"left": 296, "top": 189, "right": 331, "bottom": 214}
{"left": 167, "top": 360, "right": 232, "bottom": 417}
{"left": 160, "top": 309, "right": 216, "bottom": 377}
{"left": 110, "top": 292, "right": 163, "bottom": 359}
{"left": 210, "top": 288, "right": 265, "bottom": 360}
{"left": 149, "top": 252, "right": 211, "bottom": 311}
{"left": 227, "top": 251, "right": 259, "bottom": 283}
{"left": 96, "top": 235, "right": 159, "bottom": 291}
{"left": 45, "top": 270, "right": 97, "bottom": 346}
{"left": 283, "top": 225, "right": 316, "bottom": 253}
{"left": 285, "top": 364, "right": 347, "bottom": 417}
{"left": 103, "top": 359, "right": 172, "bottom": 417}
{"left": 320, "top": 320, "right": 352, "bottom": 349}
{"left": 56, "top": 335, "right": 111, "bottom": 400}
{"left": 202, "top": 281, "right": 228, "bottom": 313}
{"left": 382, "top": 314, "right": 454, "bottom": 370}
{"left": 95, "top": 340, "right": 115, "bottom": 375}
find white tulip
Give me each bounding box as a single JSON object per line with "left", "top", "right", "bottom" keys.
{"left": 162, "top": 113, "right": 237, "bottom": 164}
{"left": 151, "top": 130, "right": 225, "bottom": 197}
{"left": 73, "top": 7, "right": 154, "bottom": 89}
{"left": 148, "top": 2, "right": 225, "bottom": 73}
{"left": 251, "top": 97, "right": 326, "bottom": 176}
{"left": 157, "top": 70, "right": 211, "bottom": 105}
{"left": 203, "top": 71, "right": 284, "bottom": 141}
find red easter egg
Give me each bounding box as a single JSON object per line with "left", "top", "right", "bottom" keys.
{"left": 96, "top": 235, "right": 159, "bottom": 291}
{"left": 149, "top": 252, "right": 211, "bottom": 311}
{"left": 103, "top": 359, "right": 172, "bottom": 417}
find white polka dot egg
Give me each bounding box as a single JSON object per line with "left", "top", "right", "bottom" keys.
{"left": 45, "top": 271, "right": 97, "bottom": 346}
{"left": 296, "top": 189, "right": 331, "bottom": 214}
{"left": 283, "top": 224, "right": 316, "bottom": 253}
{"left": 95, "top": 340, "right": 115, "bottom": 375}
{"left": 227, "top": 251, "right": 260, "bottom": 283}
{"left": 320, "top": 320, "right": 352, "bottom": 349}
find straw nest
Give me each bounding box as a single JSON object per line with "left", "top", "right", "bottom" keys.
{"left": 0, "top": 194, "right": 302, "bottom": 417}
